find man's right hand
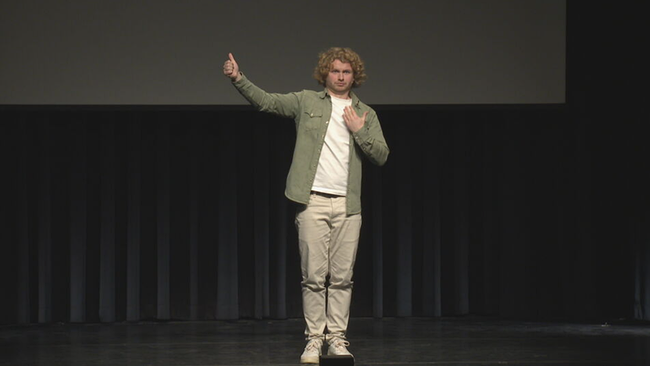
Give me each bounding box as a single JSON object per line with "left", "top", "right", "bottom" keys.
{"left": 223, "top": 53, "right": 241, "bottom": 82}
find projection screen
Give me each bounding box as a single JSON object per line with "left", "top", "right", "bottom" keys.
{"left": 0, "top": 0, "right": 565, "bottom": 105}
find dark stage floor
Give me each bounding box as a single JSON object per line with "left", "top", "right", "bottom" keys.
{"left": 1, "top": 317, "right": 649, "bottom": 366}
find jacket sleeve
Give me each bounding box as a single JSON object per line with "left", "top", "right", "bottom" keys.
{"left": 352, "top": 110, "right": 390, "bottom": 166}
{"left": 231, "top": 73, "right": 300, "bottom": 119}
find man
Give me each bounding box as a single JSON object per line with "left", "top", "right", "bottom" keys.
{"left": 223, "top": 47, "right": 389, "bottom": 364}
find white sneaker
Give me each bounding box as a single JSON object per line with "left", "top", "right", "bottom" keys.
{"left": 327, "top": 339, "right": 353, "bottom": 357}
{"left": 300, "top": 338, "right": 323, "bottom": 364}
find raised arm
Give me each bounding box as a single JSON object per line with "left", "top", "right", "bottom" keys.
{"left": 223, "top": 53, "right": 300, "bottom": 119}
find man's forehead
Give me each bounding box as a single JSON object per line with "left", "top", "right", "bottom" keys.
{"left": 331, "top": 59, "right": 352, "bottom": 69}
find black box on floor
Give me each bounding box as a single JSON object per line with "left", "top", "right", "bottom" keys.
{"left": 319, "top": 355, "right": 354, "bottom": 366}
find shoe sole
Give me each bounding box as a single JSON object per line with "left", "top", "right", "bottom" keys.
{"left": 300, "top": 355, "right": 320, "bottom": 364}
{"left": 327, "top": 349, "right": 353, "bottom": 357}
{"left": 327, "top": 353, "right": 354, "bottom": 357}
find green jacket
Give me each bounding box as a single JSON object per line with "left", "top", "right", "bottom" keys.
{"left": 232, "top": 74, "right": 389, "bottom": 215}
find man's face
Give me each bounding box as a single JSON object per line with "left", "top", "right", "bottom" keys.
{"left": 325, "top": 59, "right": 354, "bottom": 97}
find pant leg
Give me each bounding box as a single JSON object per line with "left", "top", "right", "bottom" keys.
{"left": 326, "top": 196, "right": 362, "bottom": 340}
{"left": 295, "top": 193, "right": 331, "bottom": 339}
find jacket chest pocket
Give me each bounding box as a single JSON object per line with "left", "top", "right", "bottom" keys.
{"left": 301, "top": 109, "right": 323, "bottom": 131}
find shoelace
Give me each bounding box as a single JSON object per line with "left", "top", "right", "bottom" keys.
{"left": 332, "top": 340, "right": 350, "bottom": 350}
{"left": 305, "top": 340, "right": 322, "bottom": 352}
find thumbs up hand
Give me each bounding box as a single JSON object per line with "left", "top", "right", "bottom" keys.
{"left": 223, "top": 53, "right": 241, "bottom": 82}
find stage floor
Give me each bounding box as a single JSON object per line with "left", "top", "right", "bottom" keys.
{"left": 1, "top": 317, "right": 648, "bottom": 365}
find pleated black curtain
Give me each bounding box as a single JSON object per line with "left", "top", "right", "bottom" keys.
{"left": 0, "top": 103, "right": 646, "bottom": 325}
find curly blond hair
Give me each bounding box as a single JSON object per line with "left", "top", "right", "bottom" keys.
{"left": 313, "top": 47, "right": 367, "bottom": 88}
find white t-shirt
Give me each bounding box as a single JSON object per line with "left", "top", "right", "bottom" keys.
{"left": 311, "top": 95, "right": 352, "bottom": 196}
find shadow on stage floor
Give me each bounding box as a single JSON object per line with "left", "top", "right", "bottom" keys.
{"left": 1, "top": 317, "right": 649, "bottom": 365}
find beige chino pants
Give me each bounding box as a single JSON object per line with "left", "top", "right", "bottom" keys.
{"left": 295, "top": 192, "right": 362, "bottom": 341}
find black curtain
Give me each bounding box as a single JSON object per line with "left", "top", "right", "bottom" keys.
{"left": 1, "top": 2, "right": 647, "bottom": 325}
{"left": 0, "top": 102, "right": 643, "bottom": 324}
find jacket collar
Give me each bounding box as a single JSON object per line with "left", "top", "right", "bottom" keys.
{"left": 319, "top": 89, "right": 361, "bottom": 107}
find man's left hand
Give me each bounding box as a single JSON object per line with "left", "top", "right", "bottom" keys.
{"left": 343, "top": 106, "right": 367, "bottom": 133}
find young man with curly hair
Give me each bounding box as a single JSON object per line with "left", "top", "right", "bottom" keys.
{"left": 223, "top": 47, "right": 389, "bottom": 364}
